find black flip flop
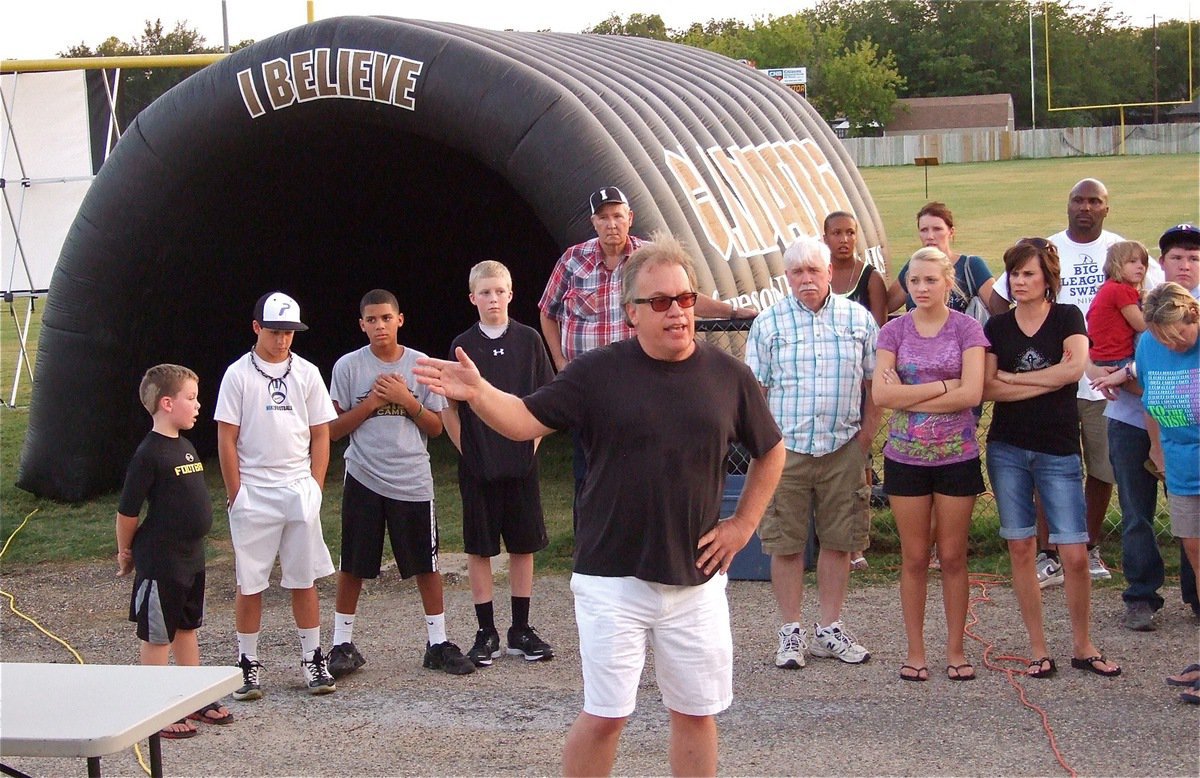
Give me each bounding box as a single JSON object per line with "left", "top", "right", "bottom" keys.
{"left": 1166, "top": 663, "right": 1200, "bottom": 687}
{"left": 1071, "top": 655, "right": 1121, "bottom": 677}
{"left": 1027, "top": 657, "right": 1057, "bottom": 679}
{"left": 899, "top": 664, "right": 928, "bottom": 682}
{"left": 946, "top": 663, "right": 976, "bottom": 681}
{"left": 187, "top": 701, "right": 234, "bottom": 725}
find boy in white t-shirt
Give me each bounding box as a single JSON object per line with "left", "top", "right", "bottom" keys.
{"left": 214, "top": 292, "right": 339, "bottom": 699}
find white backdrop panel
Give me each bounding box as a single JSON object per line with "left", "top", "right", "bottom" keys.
{"left": 2, "top": 70, "right": 95, "bottom": 294}
{"left": 3, "top": 180, "right": 93, "bottom": 293}
{"left": 1, "top": 71, "right": 92, "bottom": 179}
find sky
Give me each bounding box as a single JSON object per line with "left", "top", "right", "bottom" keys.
{"left": 1, "top": 0, "right": 1196, "bottom": 60}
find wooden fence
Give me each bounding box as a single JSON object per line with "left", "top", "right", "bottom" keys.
{"left": 842, "top": 122, "right": 1199, "bottom": 167}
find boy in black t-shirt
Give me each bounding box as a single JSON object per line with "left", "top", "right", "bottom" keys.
{"left": 117, "top": 364, "right": 231, "bottom": 738}
{"left": 444, "top": 261, "right": 557, "bottom": 666}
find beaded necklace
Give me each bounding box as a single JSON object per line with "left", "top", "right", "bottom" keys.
{"left": 248, "top": 350, "right": 293, "bottom": 384}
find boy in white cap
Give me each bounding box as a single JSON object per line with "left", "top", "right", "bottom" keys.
{"left": 214, "top": 292, "right": 339, "bottom": 698}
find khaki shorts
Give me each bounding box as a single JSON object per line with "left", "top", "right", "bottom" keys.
{"left": 759, "top": 440, "right": 870, "bottom": 555}
{"left": 1169, "top": 493, "right": 1200, "bottom": 539}
{"left": 1077, "top": 398, "right": 1115, "bottom": 484}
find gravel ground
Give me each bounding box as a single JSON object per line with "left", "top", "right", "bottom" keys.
{"left": 2, "top": 555, "right": 1198, "bottom": 777}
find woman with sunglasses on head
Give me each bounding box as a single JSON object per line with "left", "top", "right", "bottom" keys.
{"left": 983, "top": 239, "right": 1120, "bottom": 680}
{"left": 1137, "top": 283, "right": 1200, "bottom": 703}
{"left": 886, "top": 202, "right": 996, "bottom": 317}
{"left": 873, "top": 247, "right": 988, "bottom": 682}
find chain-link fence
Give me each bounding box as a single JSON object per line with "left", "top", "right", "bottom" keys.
{"left": 698, "top": 316, "right": 1172, "bottom": 554}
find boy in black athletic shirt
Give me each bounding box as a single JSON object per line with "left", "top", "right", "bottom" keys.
{"left": 444, "top": 261, "right": 556, "bottom": 666}
{"left": 117, "top": 364, "right": 231, "bottom": 738}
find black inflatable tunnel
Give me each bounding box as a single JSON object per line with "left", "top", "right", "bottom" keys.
{"left": 18, "top": 16, "right": 890, "bottom": 501}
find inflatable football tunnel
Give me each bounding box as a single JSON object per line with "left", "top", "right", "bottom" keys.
{"left": 19, "top": 16, "right": 890, "bottom": 500}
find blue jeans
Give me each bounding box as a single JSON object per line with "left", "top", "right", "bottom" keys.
{"left": 987, "top": 441, "right": 1088, "bottom": 544}
{"left": 1108, "top": 419, "right": 1164, "bottom": 609}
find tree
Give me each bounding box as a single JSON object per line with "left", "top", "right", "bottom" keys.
{"left": 584, "top": 13, "right": 669, "bottom": 40}
{"left": 62, "top": 19, "right": 246, "bottom": 130}
{"left": 810, "top": 39, "right": 906, "bottom": 134}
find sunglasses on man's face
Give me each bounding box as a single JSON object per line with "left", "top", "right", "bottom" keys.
{"left": 632, "top": 292, "right": 699, "bottom": 312}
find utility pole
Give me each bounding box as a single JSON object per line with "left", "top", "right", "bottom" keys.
{"left": 1029, "top": 4, "right": 1037, "bottom": 130}
{"left": 1153, "top": 15, "right": 1160, "bottom": 124}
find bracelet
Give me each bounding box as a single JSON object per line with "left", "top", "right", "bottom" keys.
{"left": 1124, "top": 364, "right": 1135, "bottom": 381}
{"left": 940, "top": 380, "right": 948, "bottom": 394}
{"left": 411, "top": 404, "right": 425, "bottom": 420}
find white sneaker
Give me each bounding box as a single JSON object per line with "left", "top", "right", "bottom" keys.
{"left": 301, "top": 647, "right": 336, "bottom": 695}
{"left": 810, "top": 621, "right": 870, "bottom": 664}
{"left": 774, "top": 622, "right": 806, "bottom": 669}
{"left": 1035, "top": 552, "right": 1064, "bottom": 589}
{"left": 1088, "top": 547, "right": 1112, "bottom": 580}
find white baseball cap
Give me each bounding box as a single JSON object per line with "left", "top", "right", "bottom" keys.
{"left": 254, "top": 292, "right": 308, "bottom": 331}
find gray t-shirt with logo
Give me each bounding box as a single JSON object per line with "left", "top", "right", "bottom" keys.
{"left": 330, "top": 345, "right": 447, "bottom": 502}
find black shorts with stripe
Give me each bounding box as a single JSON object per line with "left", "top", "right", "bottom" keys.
{"left": 129, "top": 570, "right": 205, "bottom": 644}
{"left": 340, "top": 472, "right": 438, "bottom": 579}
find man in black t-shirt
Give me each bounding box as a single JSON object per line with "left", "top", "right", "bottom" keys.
{"left": 416, "top": 234, "right": 784, "bottom": 776}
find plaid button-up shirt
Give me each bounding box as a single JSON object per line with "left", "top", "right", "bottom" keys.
{"left": 538, "top": 236, "right": 645, "bottom": 363}
{"left": 746, "top": 292, "right": 878, "bottom": 456}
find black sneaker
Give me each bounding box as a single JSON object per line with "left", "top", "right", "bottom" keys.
{"left": 327, "top": 641, "right": 367, "bottom": 678}
{"left": 301, "top": 647, "right": 337, "bottom": 695}
{"left": 467, "top": 629, "right": 502, "bottom": 667}
{"left": 507, "top": 625, "right": 554, "bottom": 661}
{"left": 423, "top": 641, "right": 476, "bottom": 675}
{"left": 233, "top": 654, "right": 263, "bottom": 701}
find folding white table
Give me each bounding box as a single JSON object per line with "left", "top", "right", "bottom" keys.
{"left": 0, "top": 663, "right": 241, "bottom": 777}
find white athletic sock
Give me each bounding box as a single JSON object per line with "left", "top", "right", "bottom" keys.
{"left": 237, "top": 631, "right": 259, "bottom": 661}
{"left": 333, "top": 612, "right": 355, "bottom": 646}
{"left": 298, "top": 626, "right": 321, "bottom": 661}
{"left": 425, "top": 612, "right": 447, "bottom": 646}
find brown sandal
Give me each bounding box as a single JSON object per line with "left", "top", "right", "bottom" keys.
{"left": 158, "top": 719, "right": 199, "bottom": 739}
{"left": 1027, "top": 657, "right": 1056, "bottom": 679}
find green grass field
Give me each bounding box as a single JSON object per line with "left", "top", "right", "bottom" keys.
{"left": 2, "top": 154, "right": 1194, "bottom": 577}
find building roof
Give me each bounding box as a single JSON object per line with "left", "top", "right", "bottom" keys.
{"left": 886, "top": 93, "right": 1014, "bottom": 134}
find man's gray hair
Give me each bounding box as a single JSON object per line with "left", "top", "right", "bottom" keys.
{"left": 783, "top": 235, "right": 831, "bottom": 270}
{"left": 621, "top": 231, "right": 698, "bottom": 308}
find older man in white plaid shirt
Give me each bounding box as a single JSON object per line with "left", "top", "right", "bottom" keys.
{"left": 746, "top": 234, "right": 882, "bottom": 670}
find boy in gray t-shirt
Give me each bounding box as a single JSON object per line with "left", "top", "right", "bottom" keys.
{"left": 325, "top": 289, "right": 474, "bottom": 677}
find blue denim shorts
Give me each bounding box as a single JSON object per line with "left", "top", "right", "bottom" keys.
{"left": 985, "top": 440, "right": 1088, "bottom": 545}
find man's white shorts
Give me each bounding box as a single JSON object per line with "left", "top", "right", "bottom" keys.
{"left": 228, "top": 477, "right": 334, "bottom": 595}
{"left": 570, "top": 573, "right": 732, "bottom": 719}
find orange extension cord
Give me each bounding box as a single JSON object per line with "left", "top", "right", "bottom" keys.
{"left": 965, "top": 571, "right": 1077, "bottom": 778}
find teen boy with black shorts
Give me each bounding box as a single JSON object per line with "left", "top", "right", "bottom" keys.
{"left": 326, "top": 289, "right": 474, "bottom": 677}
{"left": 117, "top": 364, "right": 232, "bottom": 738}
{"left": 444, "top": 261, "right": 556, "bottom": 667}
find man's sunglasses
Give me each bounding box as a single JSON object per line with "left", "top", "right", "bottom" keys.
{"left": 632, "top": 292, "right": 699, "bottom": 312}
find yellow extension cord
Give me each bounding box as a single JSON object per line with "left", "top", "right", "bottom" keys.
{"left": 0, "top": 508, "right": 153, "bottom": 775}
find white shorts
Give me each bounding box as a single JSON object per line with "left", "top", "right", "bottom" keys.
{"left": 228, "top": 477, "right": 334, "bottom": 595}
{"left": 570, "top": 573, "right": 732, "bottom": 719}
